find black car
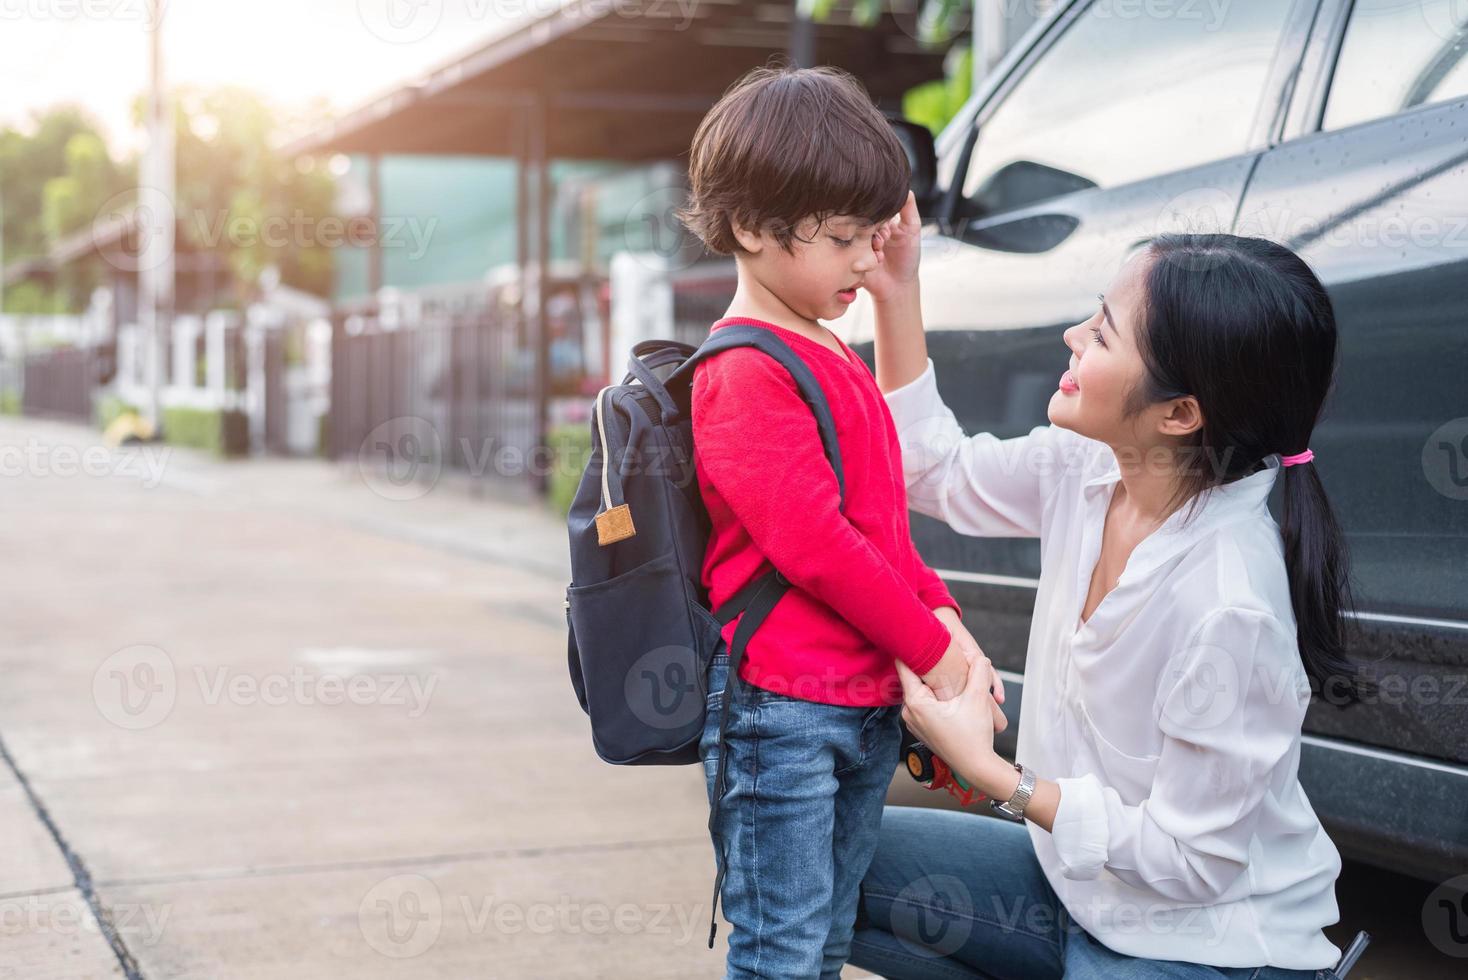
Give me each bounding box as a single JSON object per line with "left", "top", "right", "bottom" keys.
{"left": 846, "top": 0, "right": 1468, "bottom": 883}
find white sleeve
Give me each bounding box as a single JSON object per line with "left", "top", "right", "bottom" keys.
{"left": 1048, "top": 607, "right": 1311, "bottom": 903}
{"left": 883, "top": 357, "right": 1096, "bottom": 538}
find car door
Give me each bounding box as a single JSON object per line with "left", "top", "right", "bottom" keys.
{"left": 1228, "top": 0, "right": 1468, "bottom": 879}
{"left": 843, "top": 0, "right": 1320, "bottom": 684}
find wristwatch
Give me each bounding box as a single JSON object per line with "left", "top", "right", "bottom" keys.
{"left": 990, "top": 762, "right": 1036, "bottom": 821}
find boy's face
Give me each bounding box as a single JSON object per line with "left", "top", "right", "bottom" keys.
{"left": 731, "top": 213, "right": 880, "bottom": 323}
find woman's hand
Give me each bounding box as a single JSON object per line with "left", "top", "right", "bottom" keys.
{"left": 865, "top": 189, "right": 923, "bottom": 306}
{"left": 896, "top": 654, "right": 1009, "bottom": 787}
{"left": 933, "top": 606, "right": 1005, "bottom": 705}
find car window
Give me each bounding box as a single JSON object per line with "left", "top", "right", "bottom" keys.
{"left": 1322, "top": 0, "right": 1468, "bottom": 131}
{"left": 960, "top": 0, "right": 1298, "bottom": 216}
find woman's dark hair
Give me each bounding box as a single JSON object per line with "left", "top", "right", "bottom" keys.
{"left": 674, "top": 62, "right": 910, "bottom": 255}
{"left": 1130, "top": 233, "right": 1369, "bottom": 704}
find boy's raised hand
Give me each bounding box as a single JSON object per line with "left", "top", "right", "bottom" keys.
{"left": 865, "top": 189, "right": 923, "bottom": 305}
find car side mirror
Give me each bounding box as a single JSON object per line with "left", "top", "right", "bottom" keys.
{"left": 886, "top": 117, "right": 940, "bottom": 215}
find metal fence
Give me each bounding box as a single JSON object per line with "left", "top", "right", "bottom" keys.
{"left": 22, "top": 347, "right": 97, "bottom": 423}
{"left": 671, "top": 263, "right": 738, "bottom": 347}
{"left": 330, "top": 297, "right": 537, "bottom": 487}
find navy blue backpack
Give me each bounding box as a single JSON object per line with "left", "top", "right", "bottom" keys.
{"left": 563, "top": 323, "right": 845, "bottom": 946}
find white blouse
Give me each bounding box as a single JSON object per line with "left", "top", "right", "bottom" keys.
{"left": 884, "top": 358, "right": 1343, "bottom": 970}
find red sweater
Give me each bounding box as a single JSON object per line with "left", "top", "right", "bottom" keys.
{"left": 691, "top": 316, "right": 960, "bottom": 706}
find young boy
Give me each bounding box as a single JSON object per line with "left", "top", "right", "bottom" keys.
{"left": 676, "top": 65, "right": 990, "bottom": 978}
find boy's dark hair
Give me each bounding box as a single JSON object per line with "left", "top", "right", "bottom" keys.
{"left": 675, "top": 63, "right": 910, "bottom": 255}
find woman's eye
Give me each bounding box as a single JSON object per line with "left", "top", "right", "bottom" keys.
{"left": 830, "top": 237, "right": 853, "bottom": 248}
{"left": 1090, "top": 325, "right": 1106, "bottom": 346}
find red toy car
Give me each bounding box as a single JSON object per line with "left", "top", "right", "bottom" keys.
{"left": 902, "top": 734, "right": 989, "bottom": 807}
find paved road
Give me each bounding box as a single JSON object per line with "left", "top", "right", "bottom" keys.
{"left": 0, "top": 414, "right": 1454, "bottom": 978}
{"left": 0, "top": 414, "right": 776, "bottom": 978}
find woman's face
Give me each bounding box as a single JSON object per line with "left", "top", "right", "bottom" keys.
{"left": 1047, "top": 251, "right": 1159, "bottom": 446}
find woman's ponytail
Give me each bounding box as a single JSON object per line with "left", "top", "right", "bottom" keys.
{"left": 1279, "top": 459, "right": 1371, "bottom": 703}
{"left": 1139, "top": 234, "right": 1372, "bottom": 707}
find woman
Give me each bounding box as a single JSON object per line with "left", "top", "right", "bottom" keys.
{"left": 848, "top": 193, "right": 1362, "bottom": 979}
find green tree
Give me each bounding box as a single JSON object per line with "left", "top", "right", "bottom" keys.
{"left": 127, "top": 85, "right": 337, "bottom": 304}
{"left": 803, "top": 0, "right": 975, "bottom": 134}
{"left": 1, "top": 105, "right": 123, "bottom": 312}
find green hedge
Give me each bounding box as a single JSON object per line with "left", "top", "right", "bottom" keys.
{"left": 0, "top": 389, "right": 19, "bottom": 416}
{"left": 161, "top": 406, "right": 249, "bottom": 457}
{"left": 547, "top": 422, "right": 592, "bottom": 517}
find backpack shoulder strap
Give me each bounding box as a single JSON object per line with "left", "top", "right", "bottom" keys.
{"left": 664, "top": 323, "right": 846, "bottom": 504}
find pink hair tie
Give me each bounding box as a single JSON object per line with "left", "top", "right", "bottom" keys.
{"left": 1280, "top": 449, "right": 1314, "bottom": 467}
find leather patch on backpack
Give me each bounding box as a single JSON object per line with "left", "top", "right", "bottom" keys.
{"left": 596, "top": 504, "right": 636, "bottom": 545}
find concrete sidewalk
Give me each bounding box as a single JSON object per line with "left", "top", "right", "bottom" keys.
{"left": 0, "top": 414, "right": 884, "bottom": 978}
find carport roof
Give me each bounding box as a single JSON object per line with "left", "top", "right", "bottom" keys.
{"left": 282, "top": 0, "right": 953, "bottom": 160}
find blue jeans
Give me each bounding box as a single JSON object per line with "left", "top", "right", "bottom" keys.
{"left": 700, "top": 650, "right": 904, "bottom": 979}
{"left": 850, "top": 806, "right": 1335, "bottom": 980}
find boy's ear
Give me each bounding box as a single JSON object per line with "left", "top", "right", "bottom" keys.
{"left": 730, "top": 217, "right": 765, "bottom": 255}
